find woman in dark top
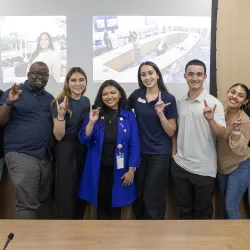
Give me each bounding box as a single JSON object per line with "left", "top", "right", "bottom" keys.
{"left": 128, "top": 61, "right": 178, "bottom": 219}
{"left": 78, "top": 80, "right": 140, "bottom": 219}
{"left": 51, "top": 67, "right": 90, "bottom": 219}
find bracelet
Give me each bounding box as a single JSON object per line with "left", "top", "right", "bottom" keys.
{"left": 57, "top": 117, "right": 65, "bottom": 121}
{"left": 232, "top": 130, "right": 241, "bottom": 135}
{"left": 5, "top": 100, "right": 14, "bottom": 107}
{"left": 129, "top": 167, "right": 136, "bottom": 172}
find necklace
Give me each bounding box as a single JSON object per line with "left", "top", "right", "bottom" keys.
{"left": 107, "top": 109, "right": 118, "bottom": 123}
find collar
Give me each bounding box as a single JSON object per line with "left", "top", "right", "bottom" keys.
{"left": 24, "top": 80, "right": 45, "bottom": 95}
{"left": 183, "top": 89, "right": 207, "bottom": 103}
{"left": 119, "top": 109, "right": 129, "bottom": 118}
{"left": 140, "top": 88, "right": 164, "bottom": 102}
{"left": 24, "top": 81, "right": 32, "bottom": 91}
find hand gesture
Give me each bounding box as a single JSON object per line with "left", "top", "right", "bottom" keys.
{"left": 89, "top": 106, "right": 100, "bottom": 123}
{"left": 203, "top": 100, "right": 217, "bottom": 121}
{"left": 8, "top": 84, "right": 22, "bottom": 103}
{"left": 56, "top": 96, "right": 67, "bottom": 117}
{"left": 232, "top": 111, "right": 249, "bottom": 131}
{"left": 121, "top": 169, "right": 134, "bottom": 186}
{"left": 155, "top": 92, "right": 171, "bottom": 115}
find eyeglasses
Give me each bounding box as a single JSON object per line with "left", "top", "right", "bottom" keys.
{"left": 30, "top": 71, "right": 49, "bottom": 78}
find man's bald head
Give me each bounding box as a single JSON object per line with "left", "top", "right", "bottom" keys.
{"left": 27, "top": 61, "right": 49, "bottom": 91}
{"left": 29, "top": 61, "right": 49, "bottom": 73}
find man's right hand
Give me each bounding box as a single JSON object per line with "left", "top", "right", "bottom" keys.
{"left": 8, "top": 84, "right": 22, "bottom": 103}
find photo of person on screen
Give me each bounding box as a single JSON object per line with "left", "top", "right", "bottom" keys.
{"left": 103, "top": 29, "right": 112, "bottom": 51}
{"left": 27, "top": 32, "right": 62, "bottom": 83}
{"left": 131, "top": 31, "right": 141, "bottom": 65}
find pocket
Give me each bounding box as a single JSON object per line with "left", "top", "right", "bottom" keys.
{"left": 5, "top": 152, "right": 13, "bottom": 170}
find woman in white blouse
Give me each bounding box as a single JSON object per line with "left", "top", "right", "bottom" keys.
{"left": 28, "top": 32, "right": 62, "bottom": 83}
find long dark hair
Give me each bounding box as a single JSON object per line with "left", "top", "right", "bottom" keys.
{"left": 229, "top": 83, "right": 250, "bottom": 110}
{"left": 229, "top": 83, "right": 250, "bottom": 148}
{"left": 29, "top": 32, "right": 54, "bottom": 63}
{"left": 94, "top": 79, "right": 128, "bottom": 115}
{"left": 137, "top": 61, "right": 168, "bottom": 92}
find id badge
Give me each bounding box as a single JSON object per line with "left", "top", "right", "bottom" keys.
{"left": 116, "top": 153, "right": 124, "bottom": 170}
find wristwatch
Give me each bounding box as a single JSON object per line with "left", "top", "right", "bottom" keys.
{"left": 129, "top": 167, "right": 136, "bottom": 172}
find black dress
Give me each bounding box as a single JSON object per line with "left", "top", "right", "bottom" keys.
{"left": 97, "top": 107, "right": 121, "bottom": 219}
{"left": 52, "top": 96, "right": 90, "bottom": 219}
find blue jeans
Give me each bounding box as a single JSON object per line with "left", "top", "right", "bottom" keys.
{"left": 217, "top": 157, "right": 250, "bottom": 219}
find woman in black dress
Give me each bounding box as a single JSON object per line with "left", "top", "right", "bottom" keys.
{"left": 52, "top": 67, "right": 90, "bottom": 219}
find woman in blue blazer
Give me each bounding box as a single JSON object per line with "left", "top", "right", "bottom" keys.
{"left": 78, "top": 80, "right": 140, "bottom": 219}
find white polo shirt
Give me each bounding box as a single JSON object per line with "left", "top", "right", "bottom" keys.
{"left": 174, "top": 90, "right": 226, "bottom": 177}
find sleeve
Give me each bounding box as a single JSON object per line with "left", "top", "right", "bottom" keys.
{"left": 214, "top": 100, "right": 226, "bottom": 128}
{"left": 127, "top": 91, "right": 135, "bottom": 110}
{"left": 78, "top": 113, "right": 95, "bottom": 146}
{"left": 165, "top": 94, "right": 178, "bottom": 120}
{"left": 0, "top": 90, "right": 4, "bottom": 99}
{"left": 83, "top": 97, "right": 91, "bottom": 119}
{"left": 52, "top": 54, "right": 62, "bottom": 82}
{"left": 85, "top": 97, "right": 90, "bottom": 111}
{"left": 51, "top": 102, "right": 58, "bottom": 118}
{"left": 0, "top": 89, "right": 13, "bottom": 121}
{"left": 127, "top": 111, "right": 140, "bottom": 168}
{"left": 0, "top": 90, "right": 10, "bottom": 106}
{"left": 229, "top": 119, "right": 250, "bottom": 156}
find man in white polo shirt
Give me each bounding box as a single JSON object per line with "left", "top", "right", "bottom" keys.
{"left": 172, "top": 59, "right": 226, "bottom": 220}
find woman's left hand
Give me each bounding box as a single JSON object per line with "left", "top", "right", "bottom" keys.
{"left": 121, "top": 169, "right": 134, "bottom": 186}
{"left": 232, "top": 110, "right": 250, "bottom": 131}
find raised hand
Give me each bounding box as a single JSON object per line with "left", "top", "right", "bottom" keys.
{"left": 203, "top": 99, "right": 217, "bottom": 121}
{"left": 155, "top": 92, "right": 171, "bottom": 115}
{"left": 56, "top": 96, "right": 67, "bottom": 118}
{"left": 8, "top": 84, "right": 22, "bottom": 103}
{"left": 232, "top": 110, "right": 249, "bottom": 131}
{"left": 89, "top": 106, "right": 100, "bottom": 123}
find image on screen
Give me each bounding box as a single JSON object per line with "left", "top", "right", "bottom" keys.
{"left": 93, "top": 16, "right": 211, "bottom": 86}
{"left": 0, "top": 16, "right": 67, "bottom": 96}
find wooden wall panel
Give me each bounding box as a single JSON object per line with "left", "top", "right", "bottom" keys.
{"left": 217, "top": 0, "right": 250, "bottom": 105}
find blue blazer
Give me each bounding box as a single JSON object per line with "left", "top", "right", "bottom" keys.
{"left": 78, "top": 109, "right": 140, "bottom": 208}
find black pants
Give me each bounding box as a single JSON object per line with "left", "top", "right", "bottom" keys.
{"left": 171, "top": 160, "right": 215, "bottom": 220}
{"left": 134, "top": 153, "right": 170, "bottom": 219}
{"left": 54, "top": 136, "right": 87, "bottom": 219}
{"left": 97, "top": 164, "right": 121, "bottom": 220}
